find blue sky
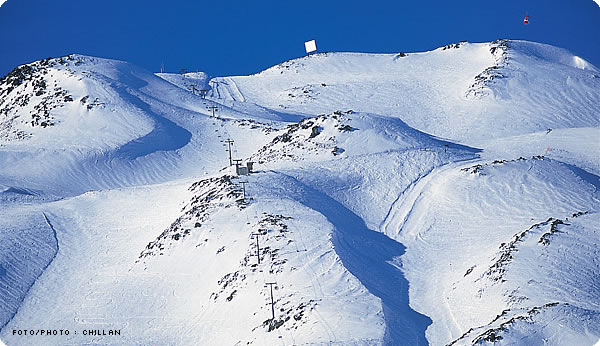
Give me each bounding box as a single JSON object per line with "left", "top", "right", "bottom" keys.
{"left": 0, "top": 0, "right": 598, "bottom": 78}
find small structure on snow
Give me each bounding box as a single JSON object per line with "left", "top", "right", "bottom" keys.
{"left": 233, "top": 159, "right": 254, "bottom": 175}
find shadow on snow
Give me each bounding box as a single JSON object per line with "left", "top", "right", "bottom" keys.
{"left": 112, "top": 85, "right": 191, "bottom": 160}
{"left": 275, "top": 172, "right": 432, "bottom": 345}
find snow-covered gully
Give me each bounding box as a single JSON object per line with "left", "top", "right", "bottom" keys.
{"left": 274, "top": 170, "right": 432, "bottom": 345}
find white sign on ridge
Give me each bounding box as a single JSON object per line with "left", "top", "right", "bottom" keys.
{"left": 304, "top": 40, "right": 317, "bottom": 54}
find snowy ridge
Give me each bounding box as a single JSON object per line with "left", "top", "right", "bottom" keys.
{"left": 0, "top": 55, "right": 277, "bottom": 195}
{"left": 211, "top": 40, "right": 600, "bottom": 145}
{"left": 156, "top": 71, "right": 210, "bottom": 95}
{"left": 465, "top": 39, "right": 510, "bottom": 99}
{"left": 0, "top": 40, "right": 599, "bottom": 345}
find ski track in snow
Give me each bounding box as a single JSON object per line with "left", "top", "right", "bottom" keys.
{"left": 380, "top": 157, "right": 482, "bottom": 239}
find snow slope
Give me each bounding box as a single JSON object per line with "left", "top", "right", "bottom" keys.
{"left": 0, "top": 39, "right": 599, "bottom": 346}
{"left": 211, "top": 40, "right": 600, "bottom": 146}
{"left": 381, "top": 156, "right": 600, "bottom": 344}
{"left": 0, "top": 55, "right": 276, "bottom": 195}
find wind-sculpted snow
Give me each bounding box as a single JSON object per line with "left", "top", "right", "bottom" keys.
{"left": 385, "top": 157, "right": 600, "bottom": 345}
{"left": 0, "top": 209, "right": 58, "bottom": 330}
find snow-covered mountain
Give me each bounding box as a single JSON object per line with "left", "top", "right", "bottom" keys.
{"left": 0, "top": 40, "right": 598, "bottom": 346}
